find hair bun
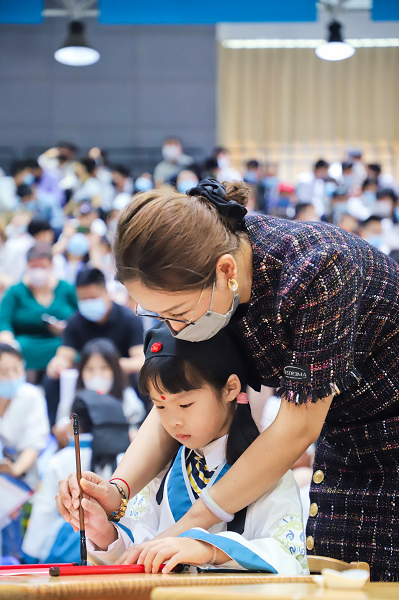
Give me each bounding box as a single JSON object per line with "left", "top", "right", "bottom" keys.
{"left": 223, "top": 180, "right": 251, "bottom": 208}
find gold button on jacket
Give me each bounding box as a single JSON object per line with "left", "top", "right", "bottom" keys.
{"left": 313, "top": 470, "right": 324, "bottom": 484}
{"left": 306, "top": 536, "right": 315, "bottom": 551}
{"left": 309, "top": 502, "right": 318, "bottom": 517}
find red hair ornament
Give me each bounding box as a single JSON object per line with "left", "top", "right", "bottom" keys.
{"left": 151, "top": 342, "right": 163, "bottom": 353}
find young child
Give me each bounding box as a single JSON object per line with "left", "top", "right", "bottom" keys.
{"left": 69, "top": 323, "right": 308, "bottom": 575}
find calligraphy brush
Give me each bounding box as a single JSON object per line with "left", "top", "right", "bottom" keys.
{"left": 70, "top": 413, "right": 87, "bottom": 566}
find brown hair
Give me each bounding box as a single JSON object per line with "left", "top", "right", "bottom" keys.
{"left": 113, "top": 181, "right": 250, "bottom": 292}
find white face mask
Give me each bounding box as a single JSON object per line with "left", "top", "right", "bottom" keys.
{"left": 217, "top": 155, "right": 230, "bottom": 169}
{"left": 83, "top": 376, "right": 114, "bottom": 394}
{"left": 162, "top": 144, "right": 181, "bottom": 162}
{"left": 27, "top": 267, "right": 52, "bottom": 288}
{"left": 372, "top": 200, "right": 393, "bottom": 218}
{"left": 172, "top": 282, "right": 240, "bottom": 342}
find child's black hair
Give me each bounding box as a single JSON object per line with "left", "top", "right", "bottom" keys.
{"left": 139, "top": 356, "right": 259, "bottom": 466}
{"left": 76, "top": 338, "right": 128, "bottom": 400}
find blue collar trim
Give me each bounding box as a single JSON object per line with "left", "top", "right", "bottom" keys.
{"left": 180, "top": 529, "right": 277, "bottom": 573}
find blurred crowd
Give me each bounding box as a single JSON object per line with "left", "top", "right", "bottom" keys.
{"left": 0, "top": 137, "right": 398, "bottom": 565}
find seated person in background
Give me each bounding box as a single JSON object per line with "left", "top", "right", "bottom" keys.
{"left": 0, "top": 343, "right": 49, "bottom": 487}
{"left": 214, "top": 146, "right": 243, "bottom": 183}
{"left": 0, "top": 217, "right": 54, "bottom": 287}
{"left": 358, "top": 215, "right": 390, "bottom": 254}
{"left": 53, "top": 232, "right": 90, "bottom": 285}
{"left": 294, "top": 203, "right": 319, "bottom": 222}
{"left": 374, "top": 188, "right": 399, "bottom": 251}
{"left": 71, "top": 158, "right": 102, "bottom": 209}
{"left": 0, "top": 160, "right": 32, "bottom": 212}
{"left": 111, "top": 165, "right": 134, "bottom": 196}
{"left": 176, "top": 170, "right": 199, "bottom": 195}
{"left": 337, "top": 213, "right": 359, "bottom": 234}
{"left": 28, "top": 218, "right": 55, "bottom": 246}
{"left": 45, "top": 267, "right": 144, "bottom": 424}
{"left": 134, "top": 173, "right": 154, "bottom": 193}
{"left": 154, "top": 138, "right": 193, "bottom": 186}
{"left": 23, "top": 391, "right": 129, "bottom": 564}
{"left": 0, "top": 343, "right": 49, "bottom": 558}
{"left": 0, "top": 243, "right": 77, "bottom": 382}
{"left": 54, "top": 337, "right": 146, "bottom": 445}
{"left": 66, "top": 324, "right": 308, "bottom": 575}
{"left": 16, "top": 184, "right": 36, "bottom": 213}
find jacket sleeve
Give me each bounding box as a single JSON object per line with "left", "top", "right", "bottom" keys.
{"left": 87, "top": 470, "right": 167, "bottom": 565}
{"left": 180, "top": 471, "right": 308, "bottom": 575}
{"left": 276, "top": 244, "right": 363, "bottom": 404}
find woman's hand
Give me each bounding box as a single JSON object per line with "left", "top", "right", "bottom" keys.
{"left": 56, "top": 471, "right": 121, "bottom": 523}
{"left": 117, "top": 537, "right": 218, "bottom": 573}
{"left": 67, "top": 494, "right": 118, "bottom": 550}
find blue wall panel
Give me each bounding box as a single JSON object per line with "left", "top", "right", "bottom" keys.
{"left": 0, "top": 0, "right": 43, "bottom": 24}
{"left": 372, "top": 0, "right": 399, "bottom": 21}
{"left": 99, "top": 0, "right": 317, "bottom": 24}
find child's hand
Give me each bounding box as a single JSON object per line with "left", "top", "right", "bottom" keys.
{"left": 69, "top": 494, "right": 117, "bottom": 551}
{"left": 117, "top": 537, "right": 222, "bottom": 573}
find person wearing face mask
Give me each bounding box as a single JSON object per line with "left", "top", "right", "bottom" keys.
{"left": 57, "top": 178, "right": 399, "bottom": 582}
{"left": 358, "top": 216, "right": 390, "bottom": 255}
{"left": 45, "top": 267, "right": 144, "bottom": 426}
{"left": 176, "top": 169, "right": 199, "bottom": 195}
{"left": 54, "top": 338, "right": 145, "bottom": 440}
{"left": 371, "top": 188, "right": 399, "bottom": 252}
{"left": 0, "top": 160, "right": 34, "bottom": 212}
{"left": 16, "top": 184, "right": 37, "bottom": 214}
{"left": 71, "top": 158, "right": 103, "bottom": 210}
{"left": 0, "top": 343, "right": 49, "bottom": 558}
{"left": 361, "top": 178, "right": 379, "bottom": 207}
{"left": 24, "top": 158, "right": 66, "bottom": 210}
{"left": 154, "top": 138, "right": 193, "bottom": 186}
{"left": 0, "top": 244, "right": 77, "bottom": 383}
{"left": 52, "top": 232, "right": 90, "bottom": 286}
{"left": 134, "top": 173, "right": 154, "bottom": 193}
{"left": 214, "top": 147, "right": 243, "bottom": 184}
{"left": 346, "top": 178, "right": 379, "bottom": 222}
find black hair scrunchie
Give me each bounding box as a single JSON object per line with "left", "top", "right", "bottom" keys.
{"left": 187, "top": 178, "right": 247, "bottom": 231}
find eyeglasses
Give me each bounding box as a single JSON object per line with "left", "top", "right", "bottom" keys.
{"left": 135, "top": 286, "right": 206, "bottom": 326}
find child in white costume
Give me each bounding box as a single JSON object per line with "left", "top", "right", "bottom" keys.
{"left": 68, "top": 323, "right": 308, "bottom": 575}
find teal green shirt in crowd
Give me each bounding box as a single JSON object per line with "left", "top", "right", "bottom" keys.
{"left": 0, "top": 281, "right": 77, "bottom": 370}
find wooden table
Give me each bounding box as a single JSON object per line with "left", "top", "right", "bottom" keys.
{"left": 151, "top": 581, "right": 399, "bottom": 600}
{"left": 0, "top": 572, "right": 313, "bottom": 600}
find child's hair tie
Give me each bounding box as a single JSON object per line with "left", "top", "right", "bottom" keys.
{"left": 236, "top": 392, "right": 249, "bottom": 405}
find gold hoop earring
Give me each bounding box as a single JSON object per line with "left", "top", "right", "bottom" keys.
{"left": 228, "top": 279, "right": 238, "bottom": 292}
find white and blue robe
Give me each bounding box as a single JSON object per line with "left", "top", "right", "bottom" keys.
{"left": 88, "top": 435, "right": 309, "bottom": 574}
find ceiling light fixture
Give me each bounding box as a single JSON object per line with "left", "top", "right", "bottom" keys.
{"left": 54, "top": 20, "right": 100, "bottom": 66}
{"left": 316, "top": 19, "right": 355, "bottom": 60}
